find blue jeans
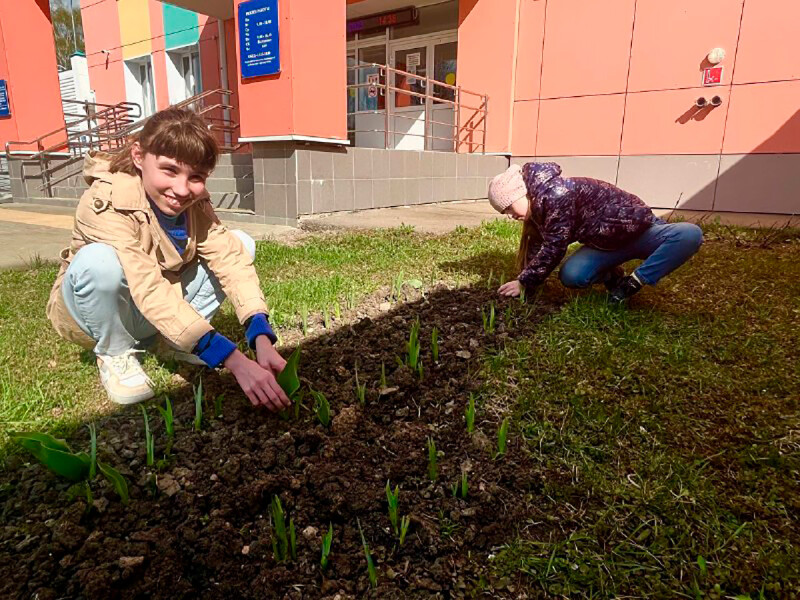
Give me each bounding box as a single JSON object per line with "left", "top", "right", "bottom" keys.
{"left": 559, "top": 222, "right": 703, "bottom": 289}
{"left": 61, "top": 230, "right": 256, "bottom": 356}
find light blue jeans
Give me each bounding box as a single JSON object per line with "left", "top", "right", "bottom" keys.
{"left": 559, "top": 222, "right": 703, "bottom": 289}
{"left": 61, "top": 230, "right": 256, "bottom": 356}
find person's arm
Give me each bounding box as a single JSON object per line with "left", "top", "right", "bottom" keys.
{"left": 517, "top": 191, "right": 574, "bottom": 289}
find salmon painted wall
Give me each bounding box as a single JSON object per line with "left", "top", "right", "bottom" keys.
{"left": 457, "top": 0, "right": 519, "bottom": 153}
{"left": 510, "top": 0, "right": 800, "bottom": 158}
{"left": 234, "top": 0, "right": 346, "bottom": 140}
{"left": 0, "top": 0, "right": 65, "bottom": 150}
{"left": 81, "top": 0, "right": 125, "bottom": 106}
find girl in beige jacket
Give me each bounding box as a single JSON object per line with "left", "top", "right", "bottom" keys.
{"left": 47, "top": 108, "right": 290, "bottom": 410}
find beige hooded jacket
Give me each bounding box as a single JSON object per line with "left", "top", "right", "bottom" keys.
{"left": 46, "top": 151, "right": 268, "bottom": 352}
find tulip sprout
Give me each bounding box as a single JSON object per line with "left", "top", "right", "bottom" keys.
{"left": 320, "top": 523, "right": 333, "bottom": 570}
{"left": 88, "top": 423, "right": 97, "bottom": 480}
{"left": 213, "top": 394, "right": 224, "bottom": 419}
{"left": 157, "top": 397, "right": 174, "bottom": 453}
{"left": 427, "top": 437, "right": 438, "bottom": 481}
{"left": 380, "top": 361, "right": 387, "bottom": 390}
{"left": 386, "top": 481, "right": 400, "bottom": 535}
{"left": 399, "top": 515, "right": 411, "bottom": 546}
{"left": 140, "top": 406, "right": 154, "bottom": 467}
{"left": 465, "top": 393, "right": 476, "bottom": 435}
{"left": 481, "top": 301, "right": 496, "bottom": 333}
{"left": 271, "top": 495, "right": 295, "bottom": 562}
{"left": 357, "top": 518, "right": 378, "bottom": 588}
{"left": 451, "top": 471, "right": 468, "bottom": 499}
{"left": 193, "top": 379, "right": 203, "bottom": 431}
{"left": 277, "top": 347, "right": 301, "bottom": 399}
{"left": 355, "top": 367, "right": 367, "bottom": 405}
{"left": 495, "top": 417, "right": 510, "bottom": 459}
{"left": 405, "top": 319, "right": 421, "bottom": 371}
{"left": 431, "top": 327, "right": 439, "bottom": 363}
{"left": 311, "top": 390, "right": 331, "bottom": 428}
{"left": 323, "top": 305, "right": 332, "bottom": 329}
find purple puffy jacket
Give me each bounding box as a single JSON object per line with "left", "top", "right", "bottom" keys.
{"left": 518, "top": 162, "right": 658, "bottom": 288}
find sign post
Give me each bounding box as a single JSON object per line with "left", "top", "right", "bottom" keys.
{"left": 0, "top": 80, "right": 10, "bottom": 118}
{"left": 239, "top": 0, "right": 281, "bottom": 79}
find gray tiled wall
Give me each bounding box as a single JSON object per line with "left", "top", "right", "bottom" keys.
{"left": 250, "top": 141, "right": 509, "bottom": 223}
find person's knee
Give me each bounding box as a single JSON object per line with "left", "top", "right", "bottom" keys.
{"left": 232, "top": 230, "right": 256, "bottom": 260}
{"left": 69, "top": 243, "right": 124, "bottom": 292}
{"left": 559, "top": 262, "right": 592, "bottom": 289}
{"left": 675, "top": 223, "right": 704, "bottom": 252}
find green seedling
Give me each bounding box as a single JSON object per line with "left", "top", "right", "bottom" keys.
{"left": 452, "top": 471, "right": 468, "bottom": 499}
{"left": 386, "top": 480, "right": 400, "bottom": 534}
{"left": 271, "top": 495, "right": 291, "bottom": 562}
{"left": 321, "top": 523, "right": 333, "bottom": 570}
{"left": 10, "top": 431, "right": 129, "bottom": 504}
{"left": 405, "top": 319, "right": 421, "bottom": 370}
{"left": 277, "top": 347, "right": 301, "bottom": 399}
{"left": 399, "top": 515, "right": 411, "bottom": 546}
{"left": 140, "top": 406, "right": 155, "bottom": 467}
{"left": 465, "top": 393, "right": 476, "bottom": 434}
{"left": 157, "top": 397, "right": 175, "bottom": 455}
{"left": 346, "top": 288, "right": 357, "bottom": 310}
{"left": 431, "top": 327, "right": 439, "bottom": 363}
{"left": 487, "top": 268, "right": 494, "bottom": 289}
{"left": 427, "top": 437, "right": 438, "bottom": 481}
{"left": 392, "top": 271, "right": 404, "bottom": 302}
{"left": 417, "top": 359, "right": 423, "bottom": 381}
{"left": 214, "top": 394, "right": 224, "bottom": 419}
{"left": 519, "top": 287, "right": 526, "bottom": 304}
{"left": 380, "top": 361, "right": 387, "bottom": 390}
{"left": 355, "top": 367, "right": 367, "bottom": 405}
{"left": 193, "top": 379, "right": 203, "bottom": 431}
{"left": 311, "top": 389, "right": 331, "bottom": 428}
{"left": 481, "top": 301, "right": 496, "bottom": 333}
{"left": 504, "top": 305, "right": 513, "bottom": 325}
{"left": 495, "top": 417, "right": 510, "bottom": 458}
{"left": 87, "top": 423, "right": 97, "bottom": 480}
{"left": 334, "top": 303, "right": 341, "bottom": 321}
{"left": 357, "top": 517, "right": 378, "bottom": 588}
{"left": 323, "top": 305, "right": 332, "bottom": 329}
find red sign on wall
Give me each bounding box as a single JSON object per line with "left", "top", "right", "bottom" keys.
{"left": 703, "top": 66, "right": 724, "bottom": 86}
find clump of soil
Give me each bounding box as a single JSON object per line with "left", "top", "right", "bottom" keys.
{"left": 0, "top": 285, "right": 560, "bottom": 599}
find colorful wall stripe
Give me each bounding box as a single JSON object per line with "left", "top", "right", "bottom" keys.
{"left": 118, "top": 0, "right": 153, "bottom": 59}
{"left": 163, "top": 4, "right": 200, "bottom": 50}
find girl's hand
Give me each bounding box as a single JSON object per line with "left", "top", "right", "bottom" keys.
{"left": 498, "top": 280, "right": 523, "bottom": 297}
{"left": 255, "top": 336, "right": 287, "bottom": 376}
{"left": 224, "top": 349, "right": 291, "bottom": 412}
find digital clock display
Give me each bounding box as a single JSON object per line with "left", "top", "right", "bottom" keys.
{"left": 347, "top": 7, "right": 418, "bottom": 35}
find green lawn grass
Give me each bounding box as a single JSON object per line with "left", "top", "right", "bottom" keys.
{"left": 1, "top": 221, "right": 798, "bottom": 598}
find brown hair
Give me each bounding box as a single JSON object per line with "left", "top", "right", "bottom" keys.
{"left": 516, "top": 197, "right": 542, "bottom": 272}
{"left": 110, "top": 107, "right": 219, "bottom": 175}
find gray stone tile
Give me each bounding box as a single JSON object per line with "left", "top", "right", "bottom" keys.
{"left": 334, "top": 179, "right": 355, "bottom": 211}
{"left": 419, "top": 153, "right": 433, "bottom": 178}
{"left": 373, "top": 150, "right": 391, "bottom": 179}
{"left": 253, "top": 182, "right": 266, "bottom": 217}
{"left": 373, "top": 179, "right": 391, "bottom": 208}
{"left": 405, "top": 151, "right": 421, "bottom": 177}
{"left": 297, "top": 180, "right": 312, "bottom": 214}
{"left": 262, "top": 156, "right": 287, "bottom": 184}
{"left": 714, "top": 154, "right": 800, "bottom": 214}
{"left": 390, "top": 178, "right": 405, "bottom": 206}
{"left": 390, "top": 151, "right": 406, "bottom": 179}
{"left": 406, "top": 178, "right": 420, "bottom": 205}
{"left": 286, "top": 184, "right": 298, "bottom": 220}
{"left": 419, "top": 178, "right": 434, "bottom": 204}
{"left": 457, "top": 176, "right": 472, "bottom": 200}
{"left": 354, "top": 180, "right": 373, "bottom": 210}
{"left": 456, "top": 153, "right": 470, "bottom": 177}
{"left": 263, "top": 184, "right": 288, "bottom": 219}
{"left": 285, "top": 150, "right": 298, "bottom": 184}
{"left": 445, "top": 153, "right": 458, "bottom": 177}
{"left": 311, "top": 150, "right": 334, "bottom": 180}
{"left": 312, "top": 179, "right": 335, "bottom": 213}
{"left": 296, "top": 148, "right": 311, "bottom": 181}
{"left": 433, "top": 178, "right": 448, "bottom": 203}
{"left": 433, "top": 152, "right": 448, "bottom": 177}
{"left": 353, "top": 148, "right": 373, "bottom": 180}
{"left": 332, "top": 150, "right": 354, "bottom": 180}
{"left": 616, "top": 155, "right": 719, "bottom": 211}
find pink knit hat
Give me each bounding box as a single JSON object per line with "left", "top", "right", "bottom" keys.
{"left": 488, "top": 164, "right": 527, "bottom": 213}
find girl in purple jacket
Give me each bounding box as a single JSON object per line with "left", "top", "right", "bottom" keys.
{"left": 488, "top": 163, "right": 703, "bottom": 303}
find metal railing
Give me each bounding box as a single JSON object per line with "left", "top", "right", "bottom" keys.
{"left": 5, "top": 89, "right": 240, "bottom": 198}
{"left": 347, "top": 62, "right": 488, "bottom": 153}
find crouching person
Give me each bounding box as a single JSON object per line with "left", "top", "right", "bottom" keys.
{"left": 47, "top": 108, "right": 290, "bottom": 410}
{"left": 488, "top": 163, "right": 703, "bottom": 303}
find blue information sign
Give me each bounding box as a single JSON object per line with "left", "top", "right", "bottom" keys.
{"left": 0, "top": 80, "right": 9, "bottom": 118}
{"left": 238, "top": 0, "right": 280, "bottom": 79}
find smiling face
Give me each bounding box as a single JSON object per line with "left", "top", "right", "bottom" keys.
{"left": 131, "top": 142, "right": 209, "bottom": 216}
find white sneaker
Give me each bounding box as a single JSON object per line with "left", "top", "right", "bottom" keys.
{"left": 96, "top": 351, "right": 155, "bottom": 405}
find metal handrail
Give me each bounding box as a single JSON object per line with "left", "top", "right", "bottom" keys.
{"left": 347, "top": 62, "right": 488, "bottom": 152}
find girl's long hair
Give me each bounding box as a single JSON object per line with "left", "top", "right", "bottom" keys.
{"left": 110, "top": 107, "right": 219, "bottom": 175}
{"left": 516, "top": 196, "right": 541, "bottom": 272}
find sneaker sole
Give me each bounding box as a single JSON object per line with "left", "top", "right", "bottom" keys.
{"left": 106, "top": 387, "right": 156, "bottom": 405}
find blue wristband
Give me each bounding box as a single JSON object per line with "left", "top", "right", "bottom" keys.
{"left": 245, "top": 313, "right": 277, "bottom": 348}
{"left": 193, "top": 331, "right": 237, "bottom": 368}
